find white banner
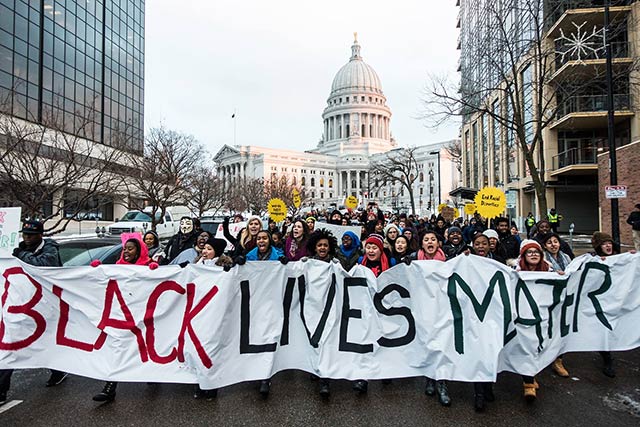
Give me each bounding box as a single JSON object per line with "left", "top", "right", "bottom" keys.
{"left": 314, "top": 223, "right": 362, "bottom": 240}
{"left": 0, "top": 207, "right": 21, "bottom": 259}
{"left": 0, "top": 253, "right": 639, "bottom": 388}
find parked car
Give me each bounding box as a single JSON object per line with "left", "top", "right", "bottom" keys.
{"left": 56, "top": 237, "right": 122, "bottom": 266}
{"left": 108, "top": 206, "right": 192, "bottom": 240}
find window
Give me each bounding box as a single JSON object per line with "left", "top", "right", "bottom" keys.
{"left": 328, "top": 179, "right": 333, "bottom": 188}
{"left": 320, "top": 178, "right": 324, "bottom": 187}
{"left": 311, "top": 177, "right": 315, "bottom": 187}
{"left": 301, "top": 177, "right": 306, "bottom": 186}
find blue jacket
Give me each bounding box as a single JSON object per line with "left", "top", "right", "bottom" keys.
{"left": 246, "top": 246, "right": 284, "bottom": 261}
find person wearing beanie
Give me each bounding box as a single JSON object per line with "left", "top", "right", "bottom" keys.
{"left": 196, "top": 237, "right": 230, "bottom": 266}
{"left": 328, "top": 210, "right": 343, "bottom": 225}
{"left": 495, "top": 217, "right": 520, "bottom": 260}
{"left": 384, "top": 223, "right": 401, "bottom": 251}
{"left": 143, "top": 230, "right": 165, "bottom": 263}
{"left": 353, "top": 233, "right": 396, "bottom": 396}
{"left": 482, "top": 229, "right": 506, "bottom": 264}
{"left": 443, "top": 226, "right": 467, "bottom": 260}
{"left": 514, "top": 238, "right": 551, "bottom": 403}
{"left": 305, "top": 216, "right": 317, "bottom": 233}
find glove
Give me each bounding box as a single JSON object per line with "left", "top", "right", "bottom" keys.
{"left": 178, "top": 261, "right": 189, "bottom": 268}
{"left": 279, "top": 256, "right": 289, "bottom": 265}
{"left": 300, "top": 256, "right": 309, "bottom": 262}
{"left": 223, "top": 263, "right": 233, "bottom": 272}
{"left": 234, "top": 255, "right": 246, "bottom": 266}
{"left": 90, "top": 259, "right": 102, "bottom": 267}
{"left": 149, "top": 262, "right": 159, "bottom": 270}
{"left": 223, "top": 216, "right": 230, "bottom": 224}
{"left": 12, "top": 247, "right": 21, "bottom": 257}
{"left": 404, "top": 256, "right": 412, "bottom": 266}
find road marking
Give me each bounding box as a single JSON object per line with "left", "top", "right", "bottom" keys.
{"left": 0, "top": 400, "right": 23, "bottom": 414}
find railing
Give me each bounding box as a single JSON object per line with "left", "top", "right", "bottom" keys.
{"left": 555, "top": 41, "right": 629, "bottom": 68}
{"left": 545, "top": 0, "right": 633, "bottom": 29}
{"left": 557, "top": 93, "right": 631, "bottom": 117}
{"left": 552, "top": 147, "right": 597, "bottom": 170}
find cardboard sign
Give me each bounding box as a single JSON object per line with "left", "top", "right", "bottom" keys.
{"left": 474, "top": 187, "right": 506, "bottom": 219}
{"left": 345, "top": 196, "right": 358, "bottom": 209}
{"left": 267, "top": 198, "right": 287, "bottom": 222}
{"left": 0, "top": 207, "right": 22, "bottom": 258}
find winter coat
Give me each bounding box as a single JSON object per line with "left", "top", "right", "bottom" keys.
{"left": 442, "top": 241, "right": 468, "bottom": 260}
{"left": 13, "top": 238, "right": 62, "bottom": 267}
{"left": 163, "top": 231, "right": 197, "bottom": 264}
{"left": 627, "top": 211, "right": 640, "bottom": 231}
{"left": 246, "top": 246, "right": 284, "bottom": 261}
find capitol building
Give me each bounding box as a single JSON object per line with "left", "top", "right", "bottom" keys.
{"left": 214, "top": 37, "right": 460, "bottom": 214}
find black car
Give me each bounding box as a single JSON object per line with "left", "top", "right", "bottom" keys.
{"left": 56, "top": 237, "right": 122, "bottom": 266}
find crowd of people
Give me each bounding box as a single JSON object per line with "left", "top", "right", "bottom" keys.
{"left": 1, "top": 200, "right": 637, "bottom": 412}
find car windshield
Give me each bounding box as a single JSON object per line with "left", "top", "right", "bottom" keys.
{"left": 65, "top": 245, "right": 119, "bottom": 266}
{"left": 119, "top": 211, "right": 161, "bottom": 222}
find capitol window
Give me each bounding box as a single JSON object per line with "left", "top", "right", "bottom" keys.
{"left": 320, "top": 178, "right": 324, "bottom": 187}
{"left": 311, "top": 177, "right": 315, "bottom": 187}
{"left": 301, "top": 177, "right": 306, "bottom": 186}
{"left": 328, "top": 179, "right": 333, "bottom": 188}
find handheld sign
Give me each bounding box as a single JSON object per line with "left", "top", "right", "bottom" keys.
{"left": 292, "top": 189, "right": 302, "bottom": 208}
{"left": 437, "top": 203, "right": 448, "bottom": 213}
{"left": 474, "top": 187, "right": 506, "bottom": 219}
{"left": 267, "top": 198, "right": 287, "bottom": 222}
{"left": 0, "top": 207, "right": 22, "bottom": 258}
{"left": 345, "top": 195, "right": 358, "bottom": 209}
{"left": 464, "top": 204, "right": 476, "bottom": 215}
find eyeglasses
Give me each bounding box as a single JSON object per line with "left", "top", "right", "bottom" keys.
{"left": 525, "top": 250, "right": 541, "bottom": 256}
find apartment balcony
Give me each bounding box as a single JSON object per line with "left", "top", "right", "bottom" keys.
{"left": 550, "top": 147, "right": 598, "bottom": 176}
{"left": 551, "top": 41, "right": 632, "bottom": 82}
{"left": 545, "top": 1, "right": 632, "bottom": 39}
{"left": 551, "top": 93, "right": 634, "bottom": 129}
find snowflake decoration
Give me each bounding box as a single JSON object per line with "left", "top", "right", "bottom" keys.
{"left": 555, "top": 21, "right": 605, "bottom": 64}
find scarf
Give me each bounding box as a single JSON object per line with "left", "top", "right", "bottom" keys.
{"left": 360, "top": 252, "right": 390, "bottom": 277}
{"left": 340, "top": 231, "right": 361, "bottom": 258}
{"left": 418, "top": 247, "right": 446, "bottom": 261}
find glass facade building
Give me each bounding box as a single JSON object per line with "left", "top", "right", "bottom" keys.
{"left": 0, "top": 0, "right": 144, "bottom": 153}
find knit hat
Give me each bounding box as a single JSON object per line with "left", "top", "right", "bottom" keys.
{"left": 520, "top": 239, "right": 543, "bottom": 255}
{"left": 483, "top": 229, "right": 499, "bottom": 241}
{"left": 365, "top": 233, "right": 385, "bottom": 252}
{"left": 448, "top": 226, "right": 462, "bottom": 235}
{"left": 384, "top": 223, "right": 401, "bottom": 236}
{"left": 591, "top": 231, "right": 613, "bottom": 249}
{"left": 306, "top": 216, "right": 317, "bottom": 223}
{"left": 204, "top": 237, "right": 227, "bottom": 257}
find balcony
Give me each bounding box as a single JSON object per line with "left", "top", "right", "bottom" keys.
{"left": 552, "top": 94, "right": 634, "bottom": 129}
{"left": 550, "top": 147, "right": 598, "bottom": 176}
{"left": 552, "top": 42, "right": 631, "bottom": 82}
{"left": 545, "top": 1, "right": 632, "bottom": 39}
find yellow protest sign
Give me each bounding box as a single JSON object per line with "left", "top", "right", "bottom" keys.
{"left": 292, "top": 189, "right": 301, "bottom": 208}
{"left": 474, "top": 187, "right": 506, "bottom": 219}
{"left": 464, "top": 204, "right": 476, "bottom": 215}
{"left": 437, "top": 203, "right": 448, "bottom": 213}
{"left": 345, "top": 195, "right": 358, "bottom": 209}
{"left": 267, "top": 198, "right": 287, "bottom": 222}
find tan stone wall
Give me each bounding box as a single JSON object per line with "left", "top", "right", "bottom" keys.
{"left": 597, "top": 140, "right": 640, "bottom": 248}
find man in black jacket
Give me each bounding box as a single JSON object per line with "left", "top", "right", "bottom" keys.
{"left": 627, "top": 203, "right": 640, "bottom": 251}
{"left": 1, "top": 221, "right": 68, "bottom": 405}
{"left": 495, "top": 217, "right": 520, "bottom": 260}
{"left": 442, "top": 226, "right": 468, "bottom": 260}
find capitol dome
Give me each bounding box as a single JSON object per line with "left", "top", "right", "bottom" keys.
{"left": 330, "top": 38, "right": 383, "bottom": 96}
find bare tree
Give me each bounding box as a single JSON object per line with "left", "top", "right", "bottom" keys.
{"left": 421, "top": 0, "right": 634, "bottom": 215}
{"left": 444, "top": 139, "right": 463, "bottom": 175}
{"left": 370, "top": 146, "right": 420, "bottom": 214}
{"left": 182, "top": 164, "right": 226, "bottom": 217}
{"left": 0, "top": 98, "right": 129, "bottom": 235}
{"left": 265, "top": 175, "right": 308, "bottom": 216}
{"left": 225, "top": 177, "right": 267, "bottom": 216}
{"left": 125, "top": 127, "right": 204, "bottom": 230}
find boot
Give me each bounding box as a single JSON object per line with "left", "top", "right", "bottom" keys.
{"left": 424, "top": 378, "right": 436, "bottom": 396}
{"left": 193, "top": 386, "right": 218, "bottom": 399}
{"left": 352, "top": 380, "right": 368, "bottom": 394}
{"left": 473, "top": 383, "right": 485, "bottom": 412}
{"left": 523, "top": 382, "right": 537, "bottom": 402}
{"left": 259, "top": 380, "right": 271, "bottom": 398}
{"left": 319, "top": 379, "right": 330, "bottom": 398}
{"left": 552, "top": 358, "right": 569, "bottom": 377}
{"left": 92, "top": 381, "right": 117, "bottom": 402}
{"left": 484, "top": 383, "right": 495, "bottom": 402}
{"left": 436, "top": 380, "right": 451, "bottom": 407}
{"left": 601, "top": 352, "right": 615, "bottom": 378}
{"left": 46, "top": 370, "right": 69, "bottom": 387}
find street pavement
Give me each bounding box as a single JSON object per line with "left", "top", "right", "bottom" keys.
{"left": 1, "top": 348, "right": 638, "bottom": 426}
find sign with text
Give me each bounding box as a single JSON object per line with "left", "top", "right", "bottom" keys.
{"left": 1, "top": 253, "right": 638, "bottom": 388}
{"left": 605, "top": 185, "right": 627, "bottom": 199}
{"left": 0, "top": 207, "right": 22, "bottom": 259}
{"left": 474, "top": 187, "right": 506, "bottom": 219}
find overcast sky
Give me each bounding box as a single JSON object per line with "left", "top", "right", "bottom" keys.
{"left": 144, "top": 1, "right": 461, "bottom": 156}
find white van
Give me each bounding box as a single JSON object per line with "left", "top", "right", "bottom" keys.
{"left": 108, "top": 206, "right": 193, "bottom": 240}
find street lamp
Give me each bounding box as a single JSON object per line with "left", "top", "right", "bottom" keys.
{"left": 429, "top": 150, "right": 441, "bottom": 207}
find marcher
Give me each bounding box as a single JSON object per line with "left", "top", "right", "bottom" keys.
{"left": 170, "top": 230, "right": 211, "bottom": 265}
{"left": 328, "top": 210, "right": 343, "bottom": 225}
{"left": 384, "top": 223, "right": 401, "bottom": 251}
{"left": 143, "top": 230, "right": 165, "bottom": 263}
{"left": 285, "top": 219, "right": 310, "bottom": 261}
{"left": 514, "top": 239, "right": 552, "bottom": 402}
{"left": 525, "top": 212, "right": 535, "bottom": 237}
{"left": 91, "top": 233, "right": 159, "bottom": 403}
{"left": 442, "top": 226, "right": 467, "bottom": 260}
{"left": 305, "top": 216, "right": 317, "bottom": 233}
{"left": 495, "top": 217, "right": 519, "bottom": 260}
{"left": 626, "top": 203, "right": 640, "bottom": 251}
{"left": 391, "top": 235, "right": 411, "bottom": 264}
{"left": 163, "top": 217, "right": 198, "bottom": 263}
{"left": 223, "top": 215, "right": 263, "bottom": 257}
{"left": 483, "top": 229, "right": 506, "bottom": 264}
{"left": 533, "top": 220, "right": 575, "bottom": 259}
{"left": 405, "top": 231, "right": 451, "bottom": 407}
{"left": 2, "top": 221, "right": 68, "bottom": 405}
{"left": 335, "top": 231, "right": 362, "bottom": 271}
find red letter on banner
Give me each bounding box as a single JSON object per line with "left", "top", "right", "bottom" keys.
{"left": 53, "top": 285, "right": 96, "bottom": 352}
{"left": 0, "top": 267, "right": 46, "bottom": 350}
{"left": 144, "top": 280, "right": 186, "bottom": 364}
{"left": 95, "top": 279, "right": 148, "bottom": 362}
{"left": 177, "top": 283, "right": 218, "bottom": 368}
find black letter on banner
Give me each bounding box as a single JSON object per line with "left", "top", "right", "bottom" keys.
{"left": 240, "top": 280, "right": 277, "bottom": 354}
{"left": 572, "top": 262, "right": 613, "bottom": 332}
{"left": 514, "top": 279, "right": 544, "bottom": 352}
{"left": 298, "top": 274, "right": 337, "bottom": 348}
{"left": 374, "top": 284, "right": 415, "bottom": 348}
{"left": 339, "top": 277, "right": 374, "bottom": 353}
{"left": 535, "top": 278, "right": 568, "bottom": 339}
{"left": 560, "top": 293, "right": 574, "bottom": 337}
{"left": 280, "top": 277, "right": 297, "bottom": 346}
{"left": 447, "top": 272, "right": 515, "bottom": 355}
